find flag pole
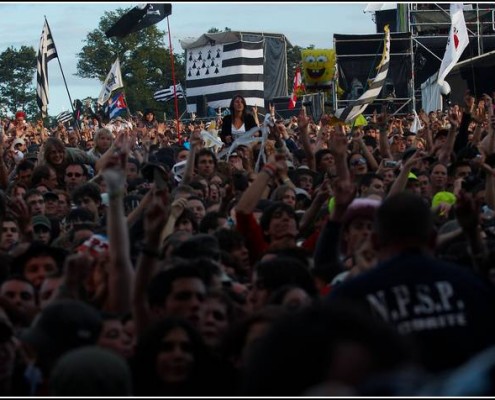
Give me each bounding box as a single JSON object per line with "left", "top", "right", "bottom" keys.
{"left": 44, "top": 16, "right": 79, "bottom": 130}
{"left": 165, "top": 15, "right": 181, "bottom": 144}
{"left": 122, "top": 90, "right": 132, "bottom": 118}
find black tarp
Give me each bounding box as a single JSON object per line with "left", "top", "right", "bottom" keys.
{"left": 334, "top": 32, "right": 412, "bottom": 100}
{"left": 447, "top": 50, "right": 495, "bottom": 104}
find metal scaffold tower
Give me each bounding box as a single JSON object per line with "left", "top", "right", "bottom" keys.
{"left": 406, "top": 3, "right": 495, "bottom": 105}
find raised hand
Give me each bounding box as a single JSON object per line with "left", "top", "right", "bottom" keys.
{"left": 157, "top": 122, "right": 166, "bottom": 135}
{"left": 170, "top": 197, "right": 188, "bottom": 219}
{"left": 63, "top": 252, "right": 95, "bottom": 289}
{"left": 328, "top": 132, "right": 348, "bottom": 157}
{"left": 447, "top": 107, "right": 460, "bottom": 129}
{"left": 297, "top": 108, "right": 310, "bottom": 132}
{"left": 314, "top": 178, "right": 331, "bottom": 204}
{"left": 331, "top": 177, "right": 356, "bottom": 221}
{"left": 464, "top": 90, "right": 475, "bottom": 113}
{"left": 269, "top": 102, "right": 275, "bottom": 118}
{"left": 144, "top": 187, "right": 170, "bottom": 243}
{"left": 455, "top": 190, "right": 480, "bottom": 234}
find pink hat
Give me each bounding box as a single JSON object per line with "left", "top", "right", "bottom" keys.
{"left": 341, "top": 198, "right": 381, "bottom": 229}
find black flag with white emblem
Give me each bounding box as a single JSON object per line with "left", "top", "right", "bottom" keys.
{"left": 105, "top": 3, "right": 172, "bottom": 38}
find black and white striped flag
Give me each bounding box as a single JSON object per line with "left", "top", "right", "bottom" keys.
{"left": 185, "top": 40, "right": 264, "bottom": 112}
{"left": 36, "top": 19, "right": 58, "bottom": 118}
{"left": 56, "top": 110, "right": 73, "bottom": 124}
{"left": 334, "top": 25, "right": 391, "bottom": 122}
{"left": 154, "top": 83, "right": 185, "bottom": 102}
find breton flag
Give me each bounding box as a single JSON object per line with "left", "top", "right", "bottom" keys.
{"left": 154, "top": 83, "right": 185, "bottom": 102}
{"left": 36, "top": 20, "right": 58, "bottom": 118}
{"left": 105, "top": 3, "right": 172, "bottom": 38}
{"left": 108, "top": 91, "right": 128, "bottom": 119}
{"left": 288, "top": 67, "right": 304, "bottom": 110}
{"left": 437, "top": 3, "right": 469, "bottom": 87}
{"left": 185, "top": 40, "right": 264, "bottom": 111}
{"left": 56, "top": 110, "right": 73, "bottom": 124}
{"left": 98, "top": 58, "right": 124, "bottom": 106}
{"left": 334, "top": 25, "right": 391, "bottom": 123}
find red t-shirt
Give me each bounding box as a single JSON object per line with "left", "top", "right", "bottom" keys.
{"left": 235, "top": 211, "right": 322, "bottom": 263}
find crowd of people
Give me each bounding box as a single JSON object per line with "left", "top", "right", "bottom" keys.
{"left": 0, "top": 90, "right": 495, "bottom": 395}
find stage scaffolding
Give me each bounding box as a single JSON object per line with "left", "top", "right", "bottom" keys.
{"left": 333, "top": 3, "right": 495, "bottom": 114}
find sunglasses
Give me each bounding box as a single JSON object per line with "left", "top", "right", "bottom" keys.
{"left": 350, "top": 158, "right": 367, "bottom": 167}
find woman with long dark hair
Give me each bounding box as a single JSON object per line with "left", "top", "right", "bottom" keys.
{"left": 131, "top": 317, "right": 233, "bottom": 396}
{"left": 220, "top": 95, "right": 258, "bottom": 146}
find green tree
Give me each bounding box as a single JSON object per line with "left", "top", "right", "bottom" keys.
{"left": 207, "top": 27, "right": 232, "bottom": 33}
{"left": 0, "top": 46, "right": 38, "bottom": 118}
{"left": 76, "top": 7, "right": 186, "bottom": 119}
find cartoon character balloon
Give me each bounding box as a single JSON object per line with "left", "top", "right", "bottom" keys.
{"left": 301, "top": 49, "right": 336, "bottom": 90}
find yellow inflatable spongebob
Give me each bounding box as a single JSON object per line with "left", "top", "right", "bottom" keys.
{"left": 301, "top": 49, "right": 336, "bottom": 89}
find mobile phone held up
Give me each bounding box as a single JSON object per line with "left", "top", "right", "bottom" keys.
{"left": 384, "top": 160, "right": 398, "bottom": 168}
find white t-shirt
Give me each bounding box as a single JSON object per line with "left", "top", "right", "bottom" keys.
{"left": 231, "top": 123, "right": 246, "bottom": 140}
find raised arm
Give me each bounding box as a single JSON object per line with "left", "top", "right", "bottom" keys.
{"left": 314, "top": 177, "right": 356, "bottom": 281}
{"left": 353, "top": 131, "right": 379, "bottom": 171}
{"left": 454, "top": 91, "right": 475, "bottom": 154}
{"left": 328, "top": 128, "right": 350, "bottom": 182}
{"left": 182, "top": 131, "right": 202, "bottom": 185}
{"left": 438, "top": 108, "right": 460, "bottom": 165}
{"left": 387, "top": 150, "right": 421, "bottom": 197}
{"left": 102, "top": 164, "right": 135, "bottom": 315}
{"left": 297, "top": 109, "right": 316, "bottom": 171}
{"left": 159, "top": 197, "right": 188, "bottom": 245}
{"left": 378, "top": 123, "right": 393, "bottom": 160}
{"left": 235, "top": 161, "right": 275, "bottom": 215}
{"left": 126, "top": 186, "right": 153, "bottom": 227}
{"left": 133, "top": 188, "right": 170, "bottom": 337}
{"left": 298, "top": 178, "right": 331, "bottom": 235}
{"left": 455, "top": 189, "right": 488, "bottom": 277}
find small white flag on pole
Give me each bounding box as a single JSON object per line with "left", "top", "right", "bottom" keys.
{"left": 437, "top": 3, "right": 469, "bottom": 87}
{"left": 410, "top": 110, "right": 423, "bottom": 134}
{"left": 98, "top": 58, "right": 124, "bottom": 105}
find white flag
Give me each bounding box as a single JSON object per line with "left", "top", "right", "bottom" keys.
{"left": 410, "top": 110, "right": 423, "bottom": 134}
{"left": 98, "top": 58, "right": 124, "bottom": 105}
{"left": 437, "top": 3, "right": 469, "bottom": 86}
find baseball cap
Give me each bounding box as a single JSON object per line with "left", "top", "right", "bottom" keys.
{"left": 295, "top": 188, "right": 311, "bottom": 200}
{"left": 43, "top": 191, "right": 59, "bottom": 201}
{"left": 50, "top": 346, "right": 132, "bottom": 396}
{"left": 32, "top": 215, "right": 52, "bottom": 230}
{"left": 12, "top": 138, "right": 25, "bottom": 148}
{"left": 20, "top": 299, "right": 102, "bottom": 356}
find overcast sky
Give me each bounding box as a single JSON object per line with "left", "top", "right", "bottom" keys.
{"left": 0, "top": 2, "right": 377, "bottom": 116}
